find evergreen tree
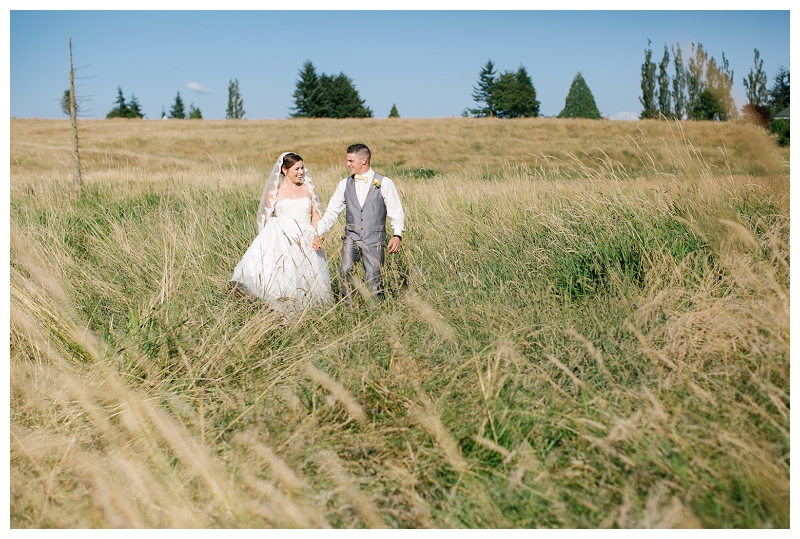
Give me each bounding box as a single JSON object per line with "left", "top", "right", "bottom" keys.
{"left": 767, "top": 66, "right": 790, "bottom": 113}
{"left": 188, "top": 103, "right": 203, "bottom": 119}
{"left": 467, "top": 60, "right": 497, "bottom": 117}
{"left": 107, "top": 86, "right": 130, "bottom": 118}
{"left": 743, "top": 48, "right": 768, "bottom": 106}
{"left": 558, "top": 72, "right": 601, "bottom": 119}
{"left": 128, "top": 94, "right": 144, "bottom": 118}
{"left": 226, "top": 78, "right": 245, "bottom": 119}
{"left": 493, "top": 66, "right": 540, "bottom": 118}
{"left": 317, "top": 73, "right": 372, "bottom": 118}
{"left": 291, "top": 61, "right": 323, "bottom": 117}
{"left": 389, "top": 104, "right": 400, "bottom": 118}
{"left": 671, "top": 44, "right": 687, "bottom": 120}
{"left": 60, "top": 89, "right": 72, "bottom": 116}
{"left": 639, "top": 40, "right": 658, "bottom": 119}
{"left": 290, "top": 62, "right": 371, "bottom": 118}
{"left": 657, "top": 45, "right": 672, "bottom": 118}
{"left": 169, "top": 91, "right": 186, "bottom": 119}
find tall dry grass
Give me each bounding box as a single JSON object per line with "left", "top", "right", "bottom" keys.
{"left": 9, "top": 118, "right": 789, "bottom": 528}
{"left": 11, "top": 117, "right": 789, "bottom": 179}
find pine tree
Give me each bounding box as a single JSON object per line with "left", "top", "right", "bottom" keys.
{"left": 60, "top": 89, "right": 72, "bottom": 116}
{"left": 657, "top": 45, "right": 671, "bottom": 118}
{"left": 188, "top": 103, "right": 203, "bottom": 119}
{"left": 226, "top": 78, "right": 245, "bottom": 119}
{"left": 489, "top": 66, "right": 540, "bottom": 119}
{"left": 467, "top": 60, "right": 497, "bottom": 117}
{"left": 107, "top": 86, "right": 129, "bottom": 118}
{"left": 767, "top": 66, "right": 790, "bottom": 113}
{"left": 389, "top": 104, "right": 400, "bottom": 118}
{"left": 128, "top": 94, "right": 144, "bottom": 119}
{"left": 290, "top": 62, "right": 371, "bottom": 118}
{"left": 743, "top": 49, "right": 768, "bottom": 106}
{"left": 671, "top": 44, "right": 687, "bottom": 120}
{"left": 169, "top": 91, "right": 186, "bottom": 119}
{"left": 558, "top": 72, "right": 601, "bottom": 119}
{"left": 291, "top": 61, "right": 323, "bottom": 118}
{"left": 639, "top": 40, "right": 658, "bottom": 119}
{"left": 317, "top": 73, "right": 372, "bottom": 118}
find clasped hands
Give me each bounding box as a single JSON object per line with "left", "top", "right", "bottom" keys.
{"left": 310, "top": 234, "right": 402, "bottom": 253}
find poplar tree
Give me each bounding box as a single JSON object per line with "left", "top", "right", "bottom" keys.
{"left": 705, "top": 53, "right": 736, "bottom": 120}
{"left": 169, "top": 91, "right": 186, "bottom": 119}
{"left": 743, "top": 48, "right": 768, "bottom": 106}
{"left": 226, "top": 79, "right": 245, "bottom": 119}
{"left": 558, "top": 72, "right": 601, "bottom": 119}
{"left": 671, "top": 44, "right": 687, "bottom": 120}
{"left": 639, "top": 40, "right": 658, "bottom": 119}
{"left": 657, "top": 45, "right": 672, "bottom": 118}
{"left": 686, "top": 43, "right": 708, "bottom": 118}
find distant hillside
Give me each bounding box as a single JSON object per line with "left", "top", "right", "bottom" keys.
{"left": 10, "top": 117, "right": 788, "bottom": 180}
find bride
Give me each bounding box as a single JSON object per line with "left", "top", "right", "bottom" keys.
{"left": 230, "top": 152, "right": 332, "bottom": 311}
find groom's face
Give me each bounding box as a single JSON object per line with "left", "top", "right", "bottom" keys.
{"left": 346, "top": 153, "right": 369, "bottom": 176}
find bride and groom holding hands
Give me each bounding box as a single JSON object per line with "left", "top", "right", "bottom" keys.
{"left": 230, "top": 143, "right": 405, "bottom": 311}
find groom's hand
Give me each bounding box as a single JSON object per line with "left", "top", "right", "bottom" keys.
{"left": 387, "top": 235, "right": 402, "bottom": 254}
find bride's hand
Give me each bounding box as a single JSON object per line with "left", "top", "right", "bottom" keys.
{"left": 312, "top": 234, "right": 323, "bottom": 251}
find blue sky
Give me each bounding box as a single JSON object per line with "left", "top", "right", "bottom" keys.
{"left": 7, "top": 6, "right": 792, "bottom": 120}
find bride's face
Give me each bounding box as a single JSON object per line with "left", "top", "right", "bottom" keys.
{"left": 283, "top": 161, "right": 305, "bottom": 184}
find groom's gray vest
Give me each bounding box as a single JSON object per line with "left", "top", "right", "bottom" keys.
{"left": 343, "top": 173, "right": 387, "bottom": 245}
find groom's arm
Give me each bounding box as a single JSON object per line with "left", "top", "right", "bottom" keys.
{"left": 316, "top": 179, "right": 347, "bottom": 237}
{"left": 381, "top": 177, "right": 405, "bottom": 238}
{"left": 380, "top": 177, "right": 405, "bottom": 254}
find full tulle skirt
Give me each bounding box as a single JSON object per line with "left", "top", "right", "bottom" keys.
{"left": 230, "top": 216, "right": 332, "bottom": 310}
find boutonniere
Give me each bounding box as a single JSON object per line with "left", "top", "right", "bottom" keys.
{"left": 373, "top": 178, "right": 381, "bottom": 188}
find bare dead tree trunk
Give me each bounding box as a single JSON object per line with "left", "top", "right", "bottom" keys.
{"left": 69, "top": 36, "right": 82, "bottom": 195}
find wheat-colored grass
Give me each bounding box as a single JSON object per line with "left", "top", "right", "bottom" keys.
{"left": 10, "top": 117, "right": 789, "bottom": 528}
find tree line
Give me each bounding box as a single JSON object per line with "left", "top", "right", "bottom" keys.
{"left": 463, "top": 59, "right": 603, "bottom": 120}
{"left": 638, "top": 41, "right": 789, "bottom": 144}
{"left": 69, "top": 51, "right": 788, "bottom": 136}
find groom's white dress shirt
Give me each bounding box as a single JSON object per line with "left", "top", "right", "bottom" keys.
{"left": 316, "top": 168, "right": 405, "bottom": 238}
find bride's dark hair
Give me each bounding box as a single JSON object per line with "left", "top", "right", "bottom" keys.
{"left": 281, "top": 153, "right": 303, "bottom": 174}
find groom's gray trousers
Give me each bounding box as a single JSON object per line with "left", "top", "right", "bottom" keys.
{"left": 340, "top": 173, "right": 388, "bottom": 302}
{"left": 340, "top": 239, "right": 385, "bottom": 302}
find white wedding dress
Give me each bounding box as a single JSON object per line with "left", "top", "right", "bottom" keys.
{"left": 231, "top": 197, "right": 332, "bottom": 309}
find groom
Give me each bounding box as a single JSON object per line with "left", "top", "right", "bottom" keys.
{"left": 314, "top": 143, "right": 405, "bottom": 302}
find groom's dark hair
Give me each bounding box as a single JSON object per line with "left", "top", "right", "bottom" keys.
{"left": 347, "top": 143, "right": 371, "bottom": 164}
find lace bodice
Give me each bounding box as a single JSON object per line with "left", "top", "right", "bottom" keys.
{"left": 274, "top": 197, "right": 312, "bottom": 226}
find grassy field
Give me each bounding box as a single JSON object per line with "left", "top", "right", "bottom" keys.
{"left": 9, "top": 117, "right": 790, "bottom": 528}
